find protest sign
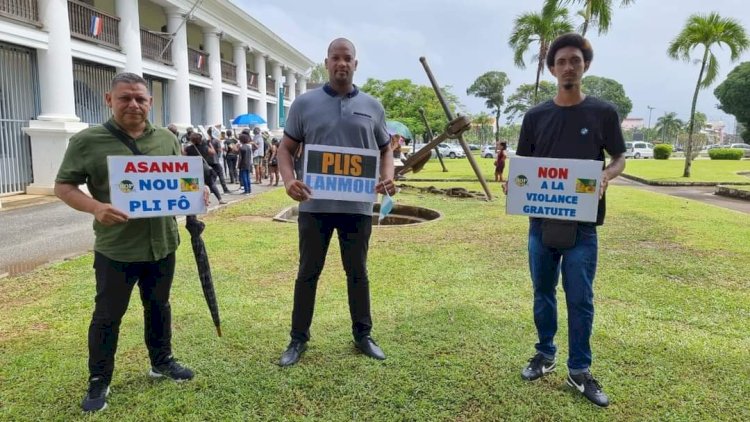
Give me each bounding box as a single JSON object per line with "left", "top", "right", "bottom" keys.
{"left": 506, "top": 156, "right": 603, "bottom": 223}
{"left": 108, "top": 156, "right": 206, "bottom": 218}
{"left": 303, "top": 144, "right": 380, "bottom": 202}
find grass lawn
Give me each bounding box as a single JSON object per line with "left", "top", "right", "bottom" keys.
{"left": 1, "top": 165, "right": 749, "bottom": 420}
{"left": 623, "top": 159, "right": 750, "bottom": 183}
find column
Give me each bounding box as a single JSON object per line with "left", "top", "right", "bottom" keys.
{"left": 271, "top": 61, "right": 282, "bottom": 129}
{"left": 298, "top": 75, "right": 307, "bottom": 95}
{"left": 166, "top": 8, "right": 190, "bottom": 126}
{"left": 254, "top": 52, "right": 267, "bottom": 124}
{"left": 285, "top": 69, "right": 297, "bottom": 103}
{"left": 203, "top": 28, "right": 222, "bottom": 127}
{"left": 233, "top": 43, "right": 248, "bottom": 117}
{"left": 22, "top": 0, "right": 88, "bottom": 195}
{"left": 116, "top": 0, "right": 143, "bottom": 75}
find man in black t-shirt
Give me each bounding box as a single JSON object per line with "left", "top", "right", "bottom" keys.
{"left": 224, "top": 130, "right": 239, "bottom": 184}
{"left": 505, "top": 33, "right": 626, "bottom": 408}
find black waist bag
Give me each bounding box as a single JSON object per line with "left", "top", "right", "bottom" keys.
{"left": 541, "top": 219, "right": 578, "bottom": 249}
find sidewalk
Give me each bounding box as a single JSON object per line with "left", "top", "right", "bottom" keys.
{"left": 0, "top": 181, "right": 279, "bottom": 278}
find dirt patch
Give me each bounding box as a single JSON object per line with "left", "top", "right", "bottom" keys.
{"left": 397, "top": 184, "right": 487, "bottom": 199}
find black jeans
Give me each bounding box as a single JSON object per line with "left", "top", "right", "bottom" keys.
{"left": 291, "top": 212, "right": 373, "bottom": 342}
{"left": 89, "top": 252, "right": 175, "bottom": 383}
{"left": 225, "top": 155, "right": 238, "bottom": 183}
{"left": 205, "top": 169, "right": 222, "bottom": 201}
{"left": 210, "top": 162, "right": 229, "bottom": 192}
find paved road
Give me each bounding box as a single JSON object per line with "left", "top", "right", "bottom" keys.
{"left": 0, "top": 183, "right": 278, "bottom": 277}
{"left": 612, "top": 177, "right": 750, "bottom": 214}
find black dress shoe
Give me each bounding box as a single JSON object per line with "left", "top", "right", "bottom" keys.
{"left": 278, "top": 340, "right": 307, "bottom": 367}
{"left": 355, "top": 336, "right": 386, "bottom": 360}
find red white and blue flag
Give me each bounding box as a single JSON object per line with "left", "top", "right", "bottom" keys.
{"left": 90, "top": 16, "right": 103, "bottom": 37}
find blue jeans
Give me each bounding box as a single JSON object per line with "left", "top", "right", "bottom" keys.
{"left": 528, "top": 219, "right": 598, "bottom": 372}
{"left": 239, "top": 169, "right": 251, "bottom": 193}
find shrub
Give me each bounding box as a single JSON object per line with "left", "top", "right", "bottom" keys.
{"left": 653, "top": 144, "right": 673, "bottom": 160}
{"left": 708, "top": 148, "right": 743, "bottom": 160}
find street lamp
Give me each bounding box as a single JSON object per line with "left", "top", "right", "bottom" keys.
{"left": 647, "top": 105, "right": 655, "bottom": 141}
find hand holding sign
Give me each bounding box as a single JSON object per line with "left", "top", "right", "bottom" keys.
{"left": 93, "top": 203, "right": 129, "bottom": 226}
{"left": 285, "top": 179, "right": 312, "bottom": 202}
{"left": 375, "top": 179, "right": 396, "bottom": 196}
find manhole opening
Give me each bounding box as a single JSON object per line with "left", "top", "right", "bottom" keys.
{"left": 273, "top": 204, "right": 441, "bottom": 226}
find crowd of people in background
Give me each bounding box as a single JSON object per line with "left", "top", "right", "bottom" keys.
{"left": 168, "top": 124, "right": 283, "bottom": 202}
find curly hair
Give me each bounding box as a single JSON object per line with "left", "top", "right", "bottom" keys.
{"left": 546, "top": 33, "right": 593, "bottom": 69}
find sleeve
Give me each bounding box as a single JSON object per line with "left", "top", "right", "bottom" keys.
{"left": 603, "top": 107, "right": 627, "bottom": 156}
{"left": 515, "top": 114, "right": 534, "bottom": 157}
{"left": 374, "top": 104, "right": 390, "bottom": 150}
{"left": 55, "top": 135, "right": 88, "bottom": 185}
{"left": 283, "top": 96, "right": 304, "bottom": 143}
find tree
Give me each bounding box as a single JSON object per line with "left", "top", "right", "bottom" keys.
{"left": 503, "top": 81, "right": 557, "bottom": 123}
{"left": 581, "top": 75, "right": 632, "bottom": 121}
{"left": 654, "top": 112, "right": 684, "bottom": 145}
{"left": 714, "top": 62, "right": 750, "bottom": 136}
{"left": 547, "top": 0, "right": 635, "bottom": 37}
{"left": 668, "top": 12, "right": 749, "bottom": 177}
{"left": 360, "top": 78, "right": 461, "bottom": 139}
{"left": 471, "top": 112, "right": 494, "bottom": 144}
{"left": 686, "top": 111, "right": 707, "bottom": 135}
{"left": 466, "top": 71, "right": 511, "bottom": 143}
{"left": 308, "top": 63, "right": 327, "bottom": 84}
{"left": 508, "top": 5, "right": 573, "bottom": 103}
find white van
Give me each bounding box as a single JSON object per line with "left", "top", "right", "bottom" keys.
{"left": 626, "top": 141, "right": 654, "bottom": 159}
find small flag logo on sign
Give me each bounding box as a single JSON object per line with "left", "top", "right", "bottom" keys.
{"left": 90, "top": 16, "right": 103, "bottom": 37}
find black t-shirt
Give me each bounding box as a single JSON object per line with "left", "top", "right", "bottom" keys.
{"left": 225, "top": 138, "right": 239, "bottom": 156}
{"left": 516, "top": 96, "right": 626, "bottom": 225}
{"left": 186, "top": 141, "right": 217, "bottom": 165}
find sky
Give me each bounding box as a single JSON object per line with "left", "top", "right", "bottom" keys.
{"left": 234, "top": 0, "right": 748, "bottom": 133}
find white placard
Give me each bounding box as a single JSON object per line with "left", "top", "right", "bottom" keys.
{"left": 108, "top": 156, "right": 206, "bottom": 218}
{"left": 302, "top": 144, "right": 380, "bottom": 202}
{"left": 506, "top": 156, "right": 603, "bottom": 223}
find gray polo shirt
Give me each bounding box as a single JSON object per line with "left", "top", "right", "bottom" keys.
{"left": 284, "top": 84, "right": 390, "bottom": 215}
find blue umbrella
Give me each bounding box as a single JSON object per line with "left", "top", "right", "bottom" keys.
{"left": 386, "top": 120, "right": 413, "bottom": 140}
{"left": 232, "top": 113, "right": 266, "bottom": 125}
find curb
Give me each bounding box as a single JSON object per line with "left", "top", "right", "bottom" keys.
{"left": 621, "top": 173, "right": 750, "bottom": 187}
{"left": 715, "top": 185, "right": 750, "bottom": 201}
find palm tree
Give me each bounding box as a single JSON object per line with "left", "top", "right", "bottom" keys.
{"left": 654, "top": 112, "right": 684, "bottom": 144}
{"left": 509, "top": 5, "right": 573, "bottom": 103}
{"left": 668, "top": 12, "right": 749, "bottom": 177}
{"left": 546, "top": 0, "right": 635, "bottom": 36}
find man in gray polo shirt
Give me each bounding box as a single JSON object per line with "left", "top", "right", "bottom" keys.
{"left": 276, "top": 37, "right": 396, "bottom": 366}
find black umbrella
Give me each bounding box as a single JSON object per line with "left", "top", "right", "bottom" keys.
{"left": 185, "top": 215, "right": 222, "bottom": 337}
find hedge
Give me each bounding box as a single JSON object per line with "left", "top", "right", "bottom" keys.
{"left": 654, "top": 144, "right": 673, "bottom": 160}
{"left": 708, "top": 148, "right": 744, "bottom": 160}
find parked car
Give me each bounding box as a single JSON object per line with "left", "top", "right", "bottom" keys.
{"left": 437, "top": 143, "right": 466, "bottom": 159}
{"left": 730, "top": 143, "right": 750, "bottom": 158}
{"left": 481, "top": 144, "right": 516, "bottom": 159}
{"left": 468, "top": 144, "right": 481, "bottom": 151}
{"left": 627, "top": 141, "right": 654, "bottom": 159}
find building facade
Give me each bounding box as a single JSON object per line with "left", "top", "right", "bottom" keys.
{"left": 0, "top": 0, "right": 313, "bottom": 199}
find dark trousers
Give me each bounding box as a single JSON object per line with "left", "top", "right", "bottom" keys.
{"left": 226, "top": 155, "right": 238, "bottom": 183}
{"left": 89, "top": 252, "right": 175, "bottom": 383}
{"left": 290, "top": 212, "right": 373, "bottom": 342}
{"left": 210, "top": 162, "right": 229, "bottom": 192}
{"left": 205, "top": 170, "right": 222, "bottom": 201}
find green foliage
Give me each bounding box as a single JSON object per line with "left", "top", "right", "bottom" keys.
{"left": 715, "top": 62, "right": 750, "bottom": 132}
{"left": 582, "top": 75, "right": 633, "bottom": 121}
{"left": 309, "top": 63, "right": 327, "bottom": 84}
{"left": 508, "top": 4, "right": 572, "bottom": 102}
{"left": 709, "top": 148, "right": 744, "bottom": 160}
{"left": 624, "top": 159, "right": 750, "bottom": 182}
{"left": 668, "top": 12, "right": 750, "bottom": 176}
{"left": 361, "top": 78, "right": 461, "bottom": 140}
{"left": 467, "top": 71, "right": 511, "bottom": 142}
{"left": 655, "top": 112, "right": 685, "bottom": 144}
{"left": 504, "top": 81, "right": 557, "bottom": 123}
{"left": 653, "top": 144, "right": 673, "bottom": 159}
{"left": 548, "top": 0, "right": 636, "bottom": 36}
